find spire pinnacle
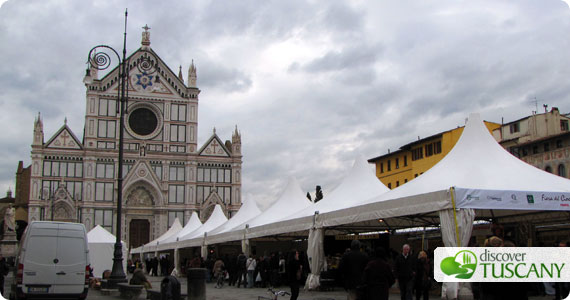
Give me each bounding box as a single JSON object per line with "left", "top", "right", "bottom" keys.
{"left": 188, "top": 59, "right": 197, "bottom": 88}
{"left": 142, "top": 24, "right": 151, "bottom": 47}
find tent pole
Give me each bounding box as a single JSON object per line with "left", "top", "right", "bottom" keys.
{"left": 450, "top": 187, "right": 461, "bottom": 247}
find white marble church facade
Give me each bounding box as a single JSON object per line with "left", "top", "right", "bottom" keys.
{"left": 28, "top": 28, "right": 242, "bottom": 249}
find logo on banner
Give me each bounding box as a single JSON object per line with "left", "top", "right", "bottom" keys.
{"left": 527, "top": 195, "right": 535, "bottom": 204}
{"left": 435, "top": 248, "right": 570, "bottom": 282}
{"left": 440, "top": 250, "right": 477, "bottom": 279}
{"left": 466, "top": 194, "right": 480, "bottom": 201}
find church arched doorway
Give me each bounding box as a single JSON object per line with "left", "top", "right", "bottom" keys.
{"left": 129, "top": 219, "right": 150, "bottom": 249}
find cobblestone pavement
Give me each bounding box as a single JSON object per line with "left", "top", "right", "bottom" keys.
{"left": 1, "top": 273, "right": 560, "bottom": 300}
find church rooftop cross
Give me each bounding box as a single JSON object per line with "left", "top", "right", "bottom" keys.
{"left": 211, "top": 140, "right": 219, "bottom": 153}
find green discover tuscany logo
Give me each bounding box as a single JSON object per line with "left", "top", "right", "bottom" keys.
{"left": 440, "top": 250, "right": 477, "bottom": 279}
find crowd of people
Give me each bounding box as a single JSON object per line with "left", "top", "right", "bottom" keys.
{"left": 337, "top": 240, "right": 432, "bottom": 300}
{"left": 179, "top": 250, "right": 310, "bottom": 293}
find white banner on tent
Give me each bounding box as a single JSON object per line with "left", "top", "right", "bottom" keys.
{"left": 455, "top": 188, "right": 570, "bottom": 211}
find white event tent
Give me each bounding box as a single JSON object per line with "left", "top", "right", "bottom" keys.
{"left": 141, "top": 218, "right": 183, "bottom": 253}
{"left": 206, "top": 197, "right": 262, "bottom": 247}
{"left": 294, "top": 113, "right": 570, "bottom": 298}
{"left": 242, "top": 156, "right": 391, "bottom": 239}
{"left": 159, "top": 211, "right": 203, "bottom": 247}
{"left": 87, "top": 225, "right": 128, "bottom": 278}
{"left": 235, "top": 177, "right": 312, "bottom": 236}
{"left": 161, "top": 204, "right": 228, "bottom": 251}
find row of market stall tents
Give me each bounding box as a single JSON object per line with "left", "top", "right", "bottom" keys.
{"left": 131, "top": 113, "right": 570, "bottom": 299}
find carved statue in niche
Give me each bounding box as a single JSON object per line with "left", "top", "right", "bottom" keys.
{"left": 126, "top": 186, "right": 153, "bottom": 207}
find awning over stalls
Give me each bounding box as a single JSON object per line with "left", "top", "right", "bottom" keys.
{"left": 227, "top": 177, "right": 312, "bottom": 240}
{"left": 156, "top": 211, "right": 202, "bottom": 251}
{"left": 142, "top": 217, "right": 183, "bottom": 252}
{"left": 314, "top": 113, "right": 570, "bottom": 230}
{"left": 162, "top": 204, "right": 228, "bottom": 250}
{"left": 241, "top": 156, "right": 390, "bottom": 239}
{"left": 206, "top": 197, "right": 262, "bottom": 245}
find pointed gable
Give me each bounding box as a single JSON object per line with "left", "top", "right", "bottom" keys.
{"left": 123, "top": 161, "right": 163, "bottom": 198}
{"left": 45, "top": 124, "right": 82, "bottom": 150}
{"left": 98, "top": 48, "right": 189, "bottom": 98}
{"left": 199, "top": 132, "right": 230, "bottom": 157}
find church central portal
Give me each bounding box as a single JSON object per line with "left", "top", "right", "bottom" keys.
{"left": 129, "top": 219, "right": 150, "bottom": 249}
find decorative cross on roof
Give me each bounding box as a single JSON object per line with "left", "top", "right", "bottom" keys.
{"left": 143, "top": 24, "right": 151, "bottom": 32}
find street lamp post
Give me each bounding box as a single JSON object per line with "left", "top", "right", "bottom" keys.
{"left": 85, "top": 10, "right": 130, "bottom": 288}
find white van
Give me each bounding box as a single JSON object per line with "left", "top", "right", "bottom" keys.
{"left": 10, "top": 221, "right": 90, "bottom": 300}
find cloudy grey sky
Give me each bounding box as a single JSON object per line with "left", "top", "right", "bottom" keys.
{"left": 1, "top": 0, "right": 570, "bottom": 209}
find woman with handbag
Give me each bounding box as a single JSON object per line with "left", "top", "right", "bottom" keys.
{"left": 287, "top": 249, "right": 302, "bottom": 300}
{"left": 414, "top": 251, "right": 432, "bottom": 300}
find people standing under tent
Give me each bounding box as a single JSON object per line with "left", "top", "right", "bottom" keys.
{"left": 145, "top": 258, "right": 151, "bottom": 274}
{"left": 269, "top": 252, "right": 279, "bottom": 287}
{"left": 152, "top": 257, "right": 159, "bottom": 276}
{"left": 278, "top": 253, "right": 286, "bottom": 286}
{"left": 227, "top": 254, "right": 237, "bottom": 286}
{"left": 259, "top": 255, "right": 270, "bottom": 288}
{"left": 246, "top": 254, "right": 257, "bottom": 288}
{"left": 362, "top": 247, "right": 395, "bottom": 300}
{"left": 159, "top": 255, "right": 165, "bottom": 276}
{"left": 205, "top": 256, "right": 214, "bottom": 283}
{"left": 414, "top": 251, "right": 432, "bottom": 300}
{"left": 395, "top": 244, "right": 416, "bottom": 300}
{"left": 287, "top": 249, "right": 303, "bottom": 300}
{"left": 213, "top": 257, "right": 225, "bottom": 289}
{"left": 339, "top": 240, "right": 369, "bottom": 300}
{"left": 236, "top": 252, "right": 247, "bottom": 288}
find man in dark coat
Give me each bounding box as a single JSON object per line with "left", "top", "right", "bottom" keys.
{"left": 395, "top": 244, "right": 415, "bottom": 300}
{"left": 363, "top": 247, "right": 395, "bottom": 300}
{"left": 236, "top": 252, "right": 247, "bottom": 288}
{"left": 339, "top": 240, "right": 368, "bottom": 300}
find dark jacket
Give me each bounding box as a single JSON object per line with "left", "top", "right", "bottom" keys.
{"left": 363, "top": 258, "right": 395, "bottom": 300}
{"left": 286, "top": 255, "right": 303, "bottom": 284}
{"left": 237, "top": 254, "right": 247, "bottom": 271}
{"left": 414, "top": 257, "right": 432, "bottom": 289}
{"left": 339, "top": 250, "right": 369, "bottom": 290}
{"left": 395, "top": 254, "right": 415, "bottom": 281}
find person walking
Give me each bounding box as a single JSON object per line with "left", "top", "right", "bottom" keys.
{"left": 339, "top": 240, "right": 369, "bottom": 300}
{"left": 362, "top": 247, "right": 395, "bottom": 300}
{"left": 213, "top": 257, "right": 225, "bottom": 289}
{"left": 236, "top": 252, "right": 247, "bottom": 288}
{"left": 414, "top": 251, "right": 432, "bottom": 300}
{"left": 395, "top": 244, "right": 415, "bottom": 300}
{"left": 287, "top": 250, "right": 302, "bottom": 300}
{"left": 246, "top": 255, "right": 257, "bottom": 288}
